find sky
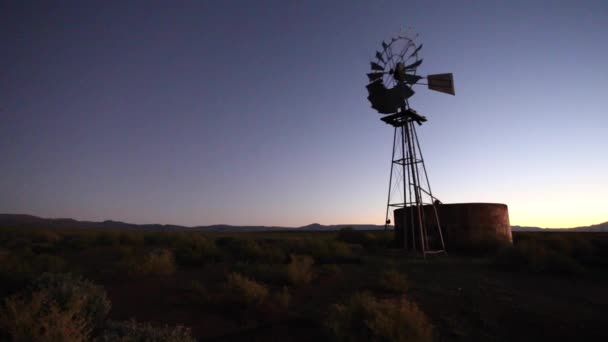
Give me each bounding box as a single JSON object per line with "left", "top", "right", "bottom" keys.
{"left": 1, "top": 0, "right": 606, "bottom": 228}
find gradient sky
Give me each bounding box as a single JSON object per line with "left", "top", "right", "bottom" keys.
{"left": 1, "top": 1, "right": 606, "bottom": 228}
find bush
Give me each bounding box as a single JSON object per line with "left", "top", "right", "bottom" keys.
{"left": 272, "top": 286, "right": 291, "bottom": 309}
{"left": 320, "top": 264, "right": 341, "bottom": 277}
{"left": 126, "top": 249, "right": 176, "bottom": 276}
{"left": 217, "top": 237, "right": 286, "bottom": 263}
{"left": 287, "top": 254, "right": 315, "bottom": 286}
{"left": 326, "top": 292, "right": 432, "bottom": 342}
{"left": 30, "top": 273, "right": 111, "bottom": 331}
{"left": 97, "top": 319, "right": 195, "bottom": 342}
{"left": 234, "top": 262, "right": 289, "bottom": 285}
{"left": 285, "top": 239, "right": 354, "bottom": 263}
{"left": 0, "top": 289, "right": 91, "bottom": 341}
{"left": 493, "top": 240, "right": 583, "bottom": 274}
{"left": 174, "top": 235, "right": 220, "bottom": 266}
{"left": 225, "top": 272, "right": 269, "bottom": 305}
{"left": 376, "top": 270, "right": 409, "bottom": 294}
{"left": 0, "top": 273, "right": 111, "bottom": 341}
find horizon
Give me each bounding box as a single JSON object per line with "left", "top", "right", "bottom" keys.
{"left": 2, "top": 1, "right": 606, "bottom": 228}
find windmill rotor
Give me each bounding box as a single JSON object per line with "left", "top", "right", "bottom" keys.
{"left": 366, "top": 34, "right": 455, "bottom": 116}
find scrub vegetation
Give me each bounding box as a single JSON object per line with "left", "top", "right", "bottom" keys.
{"left": 0, "top": 227, "right": 607, "bottom": 341}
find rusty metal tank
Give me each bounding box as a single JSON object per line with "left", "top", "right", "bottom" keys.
{"left": 394, "top": 203, "right": 511, "bottom": 251}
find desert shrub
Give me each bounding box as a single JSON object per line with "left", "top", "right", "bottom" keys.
{"left": 225, "top": 272, "right": 269, "bottom": 305}
{"left": 174, "top": 234, "right": 220, "bottom": 266}
{"left": 97, "top": 319, "right": 195, "bottom": 342}
{"left": 272, "top": 286, "right": 291, "bottom": 309}
{"left": 320, "top": 264, "right": 342, "bottom": 276}
{"left": 449, "top": 230, "right": 511, "bottom": 256}
{"left": 0, "top": 273, "right": 111, "bottom": 340}
{"left": 130, "top": 248, "right": 176, "bottom": 275}
{"left": 287, "top": 254, "right": 315, "bottom": 286}
{"left": 118, "top": 232, "right": 144, "bottom": 245}
{"left": 30, "top": 230, "right": 62, "bottom": 244}
{"left": 59, "top": 234, "right": 93, "bottom": 251}
{"left": 30, "top": 273, "right": 111, "bottom": 331}
{"left": 234, "top": 262, "right": 289, "bottom": 285}
{"left": 0, "top": 289, "right": 91, "bottom": 341}
{"left": 285, "top": 239, "right": 354, "bottom": 264}
{"left": 376, "top": 270, "right": 409, "bottom": 294}
{"left": 95, "top": 232, "right": 121, "bottom": 246}
{"left": 217, "top": 237, "right": 285, "bottom": 263}
{"left": 336, "top": 228, "right": 385, "bottom": 250}
{"left": 493, "top": 240, "right": 582, "bottom": 274}
{"left": 188, "top": 280, "right": 213, "bottom": 304}
{"left": 0, "top": 253, "right": 68, "bottom": 293}
{"left": 325, "top": 292, "right": 432, "bottom": 342}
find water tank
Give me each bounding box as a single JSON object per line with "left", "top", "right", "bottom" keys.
{"left": 394, "top": 203, "right": 511, "bottom": 251}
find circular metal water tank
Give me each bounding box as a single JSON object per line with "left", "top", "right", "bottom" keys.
{"left": 394, "top": 203, "right": 511, "bottom": 251}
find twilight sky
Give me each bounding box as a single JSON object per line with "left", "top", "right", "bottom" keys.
{"left": 1, "top": 1, "right": 606, "bottom": 228}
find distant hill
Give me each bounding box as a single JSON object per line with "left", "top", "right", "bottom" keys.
{"left": 511, "top": 222, "right": 608, "bottom": 232}
{"left": 0, "top": 214, "right": 386, "bottom": 232}
{"left": 1, "top": 214, "right": 606, "bottom": 233}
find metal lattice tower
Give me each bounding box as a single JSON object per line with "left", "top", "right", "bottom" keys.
{"left": 381, "top": 107, "right": 446, "bottom": 255}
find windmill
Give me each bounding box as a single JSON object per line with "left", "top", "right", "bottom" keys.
{"left": 366, "top": 32, "right": 454, "bottom": 256}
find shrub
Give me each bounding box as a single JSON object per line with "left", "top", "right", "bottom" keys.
{"left": 376, "top": 270, "right": 409, "bottom": 294}
{"left": 285, "top": 239, "right": 354, "bottom": 263}
{"left": 217, "top": 237, "right": 285, "bottom": 263}
{"left": 234, "top": 262, "right": 289, "bottom": 285}
{"left": 97, "top": 319, "right": 195, "bottom": 342}
{"left": 174, "top": 235, "right": 220, "bottom": 266}
{"left": 272, "top": 286, "right": 291, "bottom": 310}
{"left": 493, "top": 240, "right": 583, "bottom": 275}
{"left": 0, "top": 289, "right": 91, "bottom": 341}
{"left": 128, "top": 249, "right": 176, "bottom": 276}
{"left": 287, "top": 254, "right": 315, "bottom": 286}
{"left": 225, "top": 272, "right": 269, "bottom": 305}
{"left": 320, "top": 264, "right": 341, "bottom": 277}
{"left": 325, "top": 292, "right": 432, "bottom": 342}
{"left": 30, "top": 273, "right": 111, "bottom": 331}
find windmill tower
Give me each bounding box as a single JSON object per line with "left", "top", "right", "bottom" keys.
{"left": 366, "top": 32, "right": 455, "bottom": 256}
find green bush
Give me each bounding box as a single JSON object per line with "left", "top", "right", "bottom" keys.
{"left": 325, "top": 292, "right": 432, "bottom": 342}
{"left": 376, "top": 270, "right": 409, "bottom": 294}
{"left": 96, "top": 319, "right": 195, "bottom": 342}
{"left": 225, "top": 272, "right": 269, "bottom": 305}
{"left": 287, "top": 254, "right": 315, "bottom": 286}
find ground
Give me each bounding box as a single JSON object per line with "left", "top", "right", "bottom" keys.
{"left": 0, "top": 228, "right": 607, "bottom": 341}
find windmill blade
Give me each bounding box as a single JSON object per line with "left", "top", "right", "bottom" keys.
{"left": 367, "top": 72, "right": 385, "bottom": 82}
{"left": 427, "top": 73, "right": 455, "bottom": 95}
{"left": 403, "top": 74, "right": 423, "bottom": 85}
{"left": 382, "top": 41, "right": 388, "bottom": 49}
{"left": 375, "top": 51, "right": 385, "bottom": 64}
{"left": 409, "top": 44, "right": 423, "bottom": 58}
{"left": 370, "top": 62, "right": 384, "bottom": 71}
{"left": 405, "top": 59, "right": 423, "bottom": 70}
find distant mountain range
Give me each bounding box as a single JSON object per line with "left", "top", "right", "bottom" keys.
{"left": 0, "top": 214, "right": 386, "bottom": 232}
{"left": 511, "top": 222, "right": 608, "bottom": 232}
{"left": 0, "top": 214, "right": 606, "bottom": 233}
